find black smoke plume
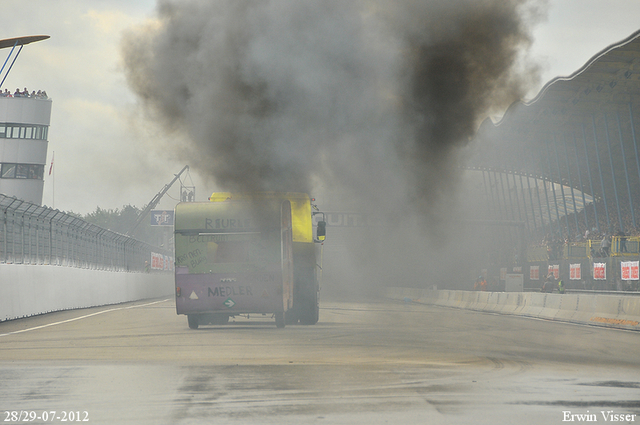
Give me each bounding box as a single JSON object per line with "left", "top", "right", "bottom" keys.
{"left": 122, "top": 0, "right": 541, "bottom": 290}
{"left": 122, "top": 0, "right": 538, "bottom": 198}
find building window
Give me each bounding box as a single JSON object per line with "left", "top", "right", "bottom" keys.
{"left": 1, "top": 163, "right": 16, "bottom": 178}
{"left": 16, "top": 164, "right": 29, "bottom": 178}
{"left": 0, "top": 163, "right": 44, "bottom": 180}
{"left": 0, "top": 123, "right": 48, "bottom": 140}
{"left": 30, "top": 164, "right": 44, "bottom": 179}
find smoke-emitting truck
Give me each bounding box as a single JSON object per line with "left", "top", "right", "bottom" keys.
{"left": 174, "top": 192, "right": 326, "bottom": 328}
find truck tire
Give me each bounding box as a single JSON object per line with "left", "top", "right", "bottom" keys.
{"left": 285, "top": 310, "right": 299, "bottom": 325}
{"left": 275, "top": 312, "right": 285, "bottom": 328}
{"left": 299, "top": 285, "right": 319, "bottom": 325}
{"left": 187, "top": 314, "right": 199, "bottom": 330}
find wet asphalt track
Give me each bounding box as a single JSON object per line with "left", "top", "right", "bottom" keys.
{"left": 1, "top": 298, "right": 639, "bottom": 424}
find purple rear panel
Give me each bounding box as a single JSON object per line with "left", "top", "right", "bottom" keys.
{"left": 175, "top": 266, "right": 284, "bottom": 315}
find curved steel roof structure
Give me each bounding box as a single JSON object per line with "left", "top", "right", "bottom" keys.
{"left": 0, "top": 35, "right": 49, "bottom": 50}
{"left": 471, "top": 30, "right": 640, "bottom": 233}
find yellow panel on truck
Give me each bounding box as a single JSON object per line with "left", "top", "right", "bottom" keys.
{"left": 209, "top": 192, "right": 313, "bottom": 243}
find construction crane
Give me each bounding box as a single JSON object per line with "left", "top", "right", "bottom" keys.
{"left": 127, "top": 165, "right": 189, "bottom": 236}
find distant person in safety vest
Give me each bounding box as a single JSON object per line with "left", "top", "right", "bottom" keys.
{"left": 474, "top": 276, "right": 487, "bottom": 291}
{"left": 480, "top": 278, "right": 487, "bottom": 291}
{"left": 558, "top": 280, "right": 565, "bottom": 294}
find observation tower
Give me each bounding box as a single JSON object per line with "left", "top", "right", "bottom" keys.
{"left": 0, "top": 35, "right": 51, "bottom": 205}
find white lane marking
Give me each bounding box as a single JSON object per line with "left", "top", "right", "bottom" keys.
{"left": 0, "top": 299, "right": 171, "bottom": 337}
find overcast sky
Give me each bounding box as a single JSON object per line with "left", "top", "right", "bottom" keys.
{"left": 1, "top": 0, "right": 640, "bottom": 215}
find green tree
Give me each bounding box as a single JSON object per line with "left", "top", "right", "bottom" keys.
{"left": 83, "top": 205, "right": 160, "bottom": 246}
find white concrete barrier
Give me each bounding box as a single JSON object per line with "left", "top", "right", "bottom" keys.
{"left": 0, "top": 264, "right": 174, "bottom": 321}
{"left": 538, "top": 293, "right": 563, "bottom": 320}
{"left": 386, "top": 288, "right": 640, "bottom": 331}
{"left": 501, "top": 292, "right": 524, "bottom": 315}
{"left": 484, "top": 291, "right": 504, "bottom": 313}
{"left": 554, "top": 294, "right": 580, "bottom": 322}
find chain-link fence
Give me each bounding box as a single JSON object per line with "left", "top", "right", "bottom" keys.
{"left": 0, "top": 194, "right": 172, "bottom": 271}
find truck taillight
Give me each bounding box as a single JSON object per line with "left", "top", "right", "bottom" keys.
{"left": 176, "top": 287, "right": 181, "bottom": 297}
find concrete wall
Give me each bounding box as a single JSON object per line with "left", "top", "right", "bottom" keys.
{"left": 0, "top": 264, "right": 174, "bottom": 321}
{"left": 388, "top": 288, "right": 640, "bottom": 331}
{"left": 0, "top": 97, "right": 52, "bottom": 125}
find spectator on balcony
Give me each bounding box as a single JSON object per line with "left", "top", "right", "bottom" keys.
{"left": 601, "top": 234, "right": 611, "bottom": 256}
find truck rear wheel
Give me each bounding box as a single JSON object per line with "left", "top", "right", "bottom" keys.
{"left": 299, "top": 286, "right": 319, "bottom": 325}
{"left": 187, "top": 314, "right": 199, "bottom": 329}
{"left": 285, "top": 311, "right": 299, "bottom": 325}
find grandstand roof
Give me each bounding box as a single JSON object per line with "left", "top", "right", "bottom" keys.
{"left": 0, "top": 35, "right": 49, "bottom": 50}
{"left": 490, "top": 29, "right": 640, "bottom": 132}
{"left": 473, "top": 30, "right": 640, "bottom": 194}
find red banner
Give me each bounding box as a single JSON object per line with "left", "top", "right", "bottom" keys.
{"left": 548, "top": 264, "right": 559, "bottom": 279}
{"left": 570, "top": 263, "right": 581, "bottom": 280}
{"left": 593, "top": 263, "right": 606, "bottom": 280}
{"left": 530, "top": 265, "right": 539, "bottom": 281}
{"left": 621, "top": 261, "right": 639, "bottom": 280}
{"left": 151, "top": 252, "right": 174, "bottom": 271}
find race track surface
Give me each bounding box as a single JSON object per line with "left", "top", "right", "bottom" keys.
{"left": 1, "top": 298, "right": 639, "bottom": 424}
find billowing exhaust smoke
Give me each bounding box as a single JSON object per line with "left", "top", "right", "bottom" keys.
{"left": 121, "top": 0, "right": 541, "bottom": 291}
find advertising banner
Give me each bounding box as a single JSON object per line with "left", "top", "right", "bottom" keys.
{"left": 570, "top": 263, "right": 581, "bottom": 280}
{"left": 529, "top": 265, "right": 539, "bottom": 281}
{"left": 621, "top": 261, "right": 639, "bottom": 281}
{"left": 593, "top": 263, "right": 606, "bottom": 280}
{"left": 548, "top": 264, "right": 559, "bottom": 279}
{"left": 151, "top": 210, "right": 174, "bottom": 226}
{"left": 151, "top": 252, "right": 174, "bottom": 271}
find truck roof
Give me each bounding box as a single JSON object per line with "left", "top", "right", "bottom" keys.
{"left": 202, "top": 192, "right": 313, "bottom": 243}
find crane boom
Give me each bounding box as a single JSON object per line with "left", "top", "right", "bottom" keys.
{"left": 127, "top": 165, "right": 189, "bottom": 236}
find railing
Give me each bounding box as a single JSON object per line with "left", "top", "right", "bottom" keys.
{"left": 526, "top": 245, "right": 548, "bottom": 262}
{"left": 0, "top": 194, "right": 172, "bottom": 271}
{"left": 611, "top": 236, "right": 640, "bottom": 256}
{"left": 566, "top": 242, "right": 589, "bottom": 259}
{"left": 528, "top": 236, "right": 640, "bottom": 261}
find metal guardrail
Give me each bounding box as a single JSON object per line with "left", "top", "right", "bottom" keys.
{"left": 525, "top": 288, "right": 640, "bottom": 296}
{"left": 528, "top": 237, "right": 640, "bottom": 262}
{"left": 566, "top": 289, "right": 640, "bottom": 296}
{"left": 0, "top": 194, "right": 172, "bottom": 271}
